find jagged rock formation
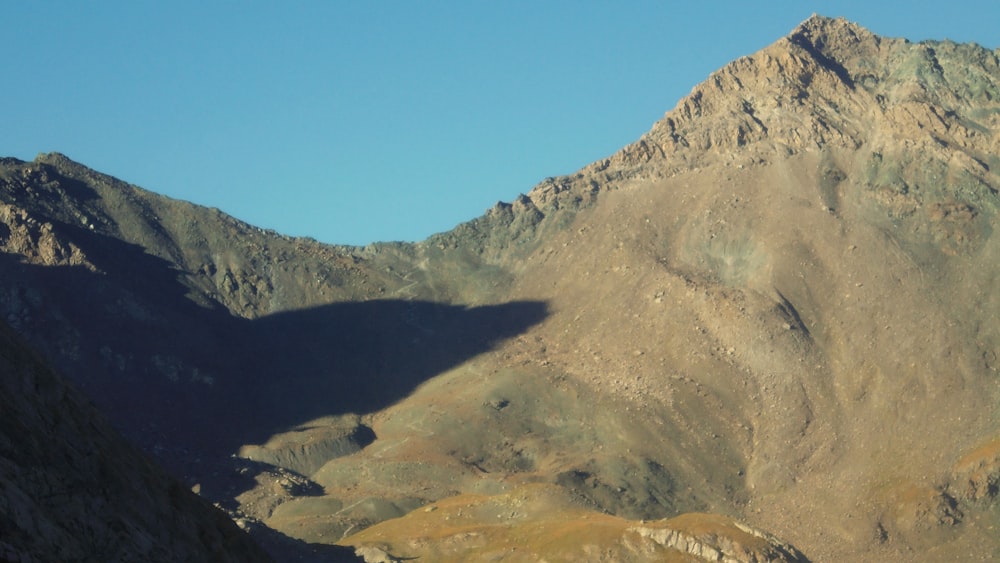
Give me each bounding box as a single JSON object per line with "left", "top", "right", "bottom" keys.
{"left": 633, "top": 513, "right": 809, "bottom": 563}
{"left": 2, "top": 15, "right": 1000, "bottom": 561}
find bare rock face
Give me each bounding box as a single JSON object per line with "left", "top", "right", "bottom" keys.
{"left": 633, "top": 513, "right": 809, "bottom": 563}
{"left": 2, "top": 14, "right": 1000, "bottom": 562}
{"left": 0, "top": 203, "right": 92, "bottom": 269}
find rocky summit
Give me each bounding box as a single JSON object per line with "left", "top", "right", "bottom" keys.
{"left": 2, "top": 15, "right": 1000, "bottom": 561}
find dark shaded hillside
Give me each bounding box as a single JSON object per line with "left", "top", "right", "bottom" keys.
{"left": 0, "top": 252, "right": 545, "bottom": 462}
{"left": 0, "top": 155, "right": 547, "bottom": 460}
{"left": 0, "top": 321, "right": 271, "bottom": 562}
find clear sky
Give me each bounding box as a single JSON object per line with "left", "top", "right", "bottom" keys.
{"left": 4, "top": 1, "right": 998, "bottom": 246}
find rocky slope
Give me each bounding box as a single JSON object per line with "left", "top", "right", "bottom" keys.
{"left": 0, "top": 321, "right": 271, "bottom": 562}
{"left": 2, "top": 15, "right": 1000, "bottom": 561}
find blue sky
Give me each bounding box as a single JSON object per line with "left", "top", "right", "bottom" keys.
{"left": 4, "top": 1, "right": 998, "bottom": 245}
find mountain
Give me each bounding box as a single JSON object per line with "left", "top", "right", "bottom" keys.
{"left": 2, "top": 14, "right": 1000, "bottom": 561}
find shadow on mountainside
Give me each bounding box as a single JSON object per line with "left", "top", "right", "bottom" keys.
{"left": 236, "top": 298, "right": 548, "bottom": 443}
{"left": 0, "top": 224, "right": 548, "bottom": 463}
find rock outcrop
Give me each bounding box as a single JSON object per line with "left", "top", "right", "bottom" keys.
{"left": 633, "top": 513, "right": 809, "bottom": 563}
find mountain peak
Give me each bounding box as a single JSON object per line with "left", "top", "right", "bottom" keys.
{"left": 571, "top": 16, "right": 881, "bottom": 183}
{"left": 568, "top": 14, "right": 998, "bottom": 194}
{"left": 785, "top": 14, "right": 885, "bottom": 85}
{"left": 791, "top": 13, "right": 872, "bottom": 40}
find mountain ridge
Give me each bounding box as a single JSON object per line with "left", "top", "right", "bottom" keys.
{"left": 427, "top": 15, "right": 1000, "bottom": 274}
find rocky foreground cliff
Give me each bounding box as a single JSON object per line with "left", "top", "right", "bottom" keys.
{"left": 0, "top": 321, "right": 272, "bottom": 562}
{"left": 2, "top": 15, "right": 1000, "bottom": 562}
